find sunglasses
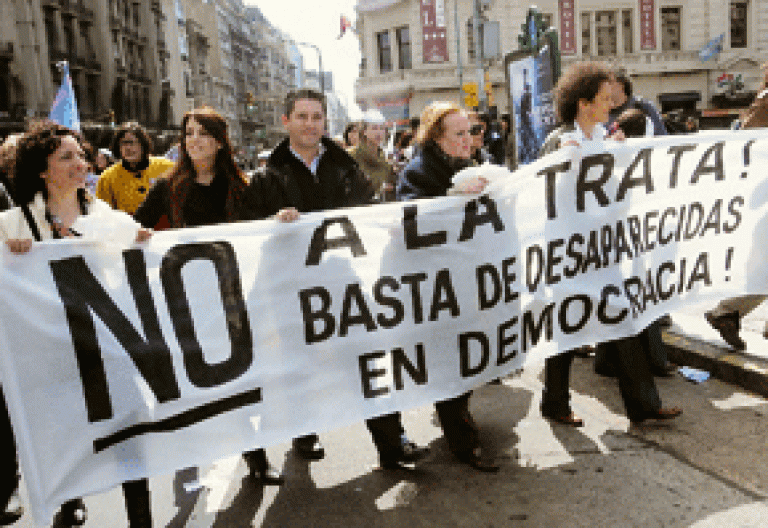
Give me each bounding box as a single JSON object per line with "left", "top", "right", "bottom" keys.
{"left": 470, "top": 125, "right": 484, "bottom": 136}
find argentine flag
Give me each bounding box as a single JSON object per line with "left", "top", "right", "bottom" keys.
{"left": 49, "top": 61, "right": 80, "bottom": 131}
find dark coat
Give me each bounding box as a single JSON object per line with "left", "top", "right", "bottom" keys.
{"left": 241, "top": 136, "right": 374, "bottom": 220}
{"left": 395, "top": 140, "right": 471, "bottom": 200}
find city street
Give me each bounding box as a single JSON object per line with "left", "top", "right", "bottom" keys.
{"left": 12, "top": 332, "right": 768, "bottom": 527}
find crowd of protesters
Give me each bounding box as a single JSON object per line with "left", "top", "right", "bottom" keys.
{"left": 0, "top": 56, "right": 763, "bottom": 525}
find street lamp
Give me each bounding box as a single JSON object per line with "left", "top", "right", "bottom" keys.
{"left": 296, "top": 41, "right": 324, "bottom": 93}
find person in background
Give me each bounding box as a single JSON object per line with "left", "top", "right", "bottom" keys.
{"left": 704, "top": 60, "right": 768, "bottom": 349}
{"left": 349, "top": 110, "right": 396, "bottom": 201}
{"left": 242, "top": 88, "right": 429, "bottom": 470}
{"left": 539, "top": 61, "right": 681, "bottom": 427}
{"left": 396, "top": 101, "right": 498, "bottom": 472}
{"left": 342, "top": 121, "right": 361, "bottom": 149}
{"left": 607, "top": 68, "right": 667, "bottom": 136}
{"left": 134, "top": 107, "right": 284, "bottom": 487}
{"left": 1, "top": 120, "right": 153, "bottom": 527}
{"left": 96, "top": 122, "right": 175, "bottom": 215}
{"left": 467, "top": 111, "right": 492, "bottom": 164}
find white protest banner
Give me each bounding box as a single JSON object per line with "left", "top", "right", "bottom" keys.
{"left": 0, "top": 129, "right": 767, "bottom": 521}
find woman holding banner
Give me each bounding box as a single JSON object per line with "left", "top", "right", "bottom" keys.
{"left": 538, "top": 61, "right": 682, "bottom": 427}
{"left": 0, "top": 120, "right": 152, "bottom": 526}
{"left": 395, "top": 101, "right": 498, "bottom": 471}
{"left": 134, "top": 106, "right": 284, "bottom": 486}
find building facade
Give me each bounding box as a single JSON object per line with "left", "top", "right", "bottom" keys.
{"left": 354, "top": 0, "right": 767, "bottom": 126}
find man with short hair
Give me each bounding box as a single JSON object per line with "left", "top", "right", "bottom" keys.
{"left": 242, "top": 88, "right": 428, "bottom": 469}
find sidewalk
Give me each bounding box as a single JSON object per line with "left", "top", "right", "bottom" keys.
{"left": 663, "top": 300, "right": 768, "bottom": 397}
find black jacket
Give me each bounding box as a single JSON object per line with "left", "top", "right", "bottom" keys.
{"left": 241, "top": 137, "right": 374, "bottom": 220}
{"left": 395, "top": 140, "right": 471, "bottom": 200}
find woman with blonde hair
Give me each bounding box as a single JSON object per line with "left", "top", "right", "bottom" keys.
{"left": 395, "top": 101, "right": 496, "bottom": 471}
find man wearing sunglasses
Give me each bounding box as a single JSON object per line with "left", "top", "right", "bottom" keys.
{"left": 468, "top": 112, "right": 492, "bottom": 165}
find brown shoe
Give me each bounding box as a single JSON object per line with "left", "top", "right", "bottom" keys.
{"left": 630, "top": 407, "right": 682, "bottom": 425}
{"left": 705, "top": 312, "right": 746, "bottom": 351}
{"left": 543, "top": 412, "right": 584, "bottom": 427}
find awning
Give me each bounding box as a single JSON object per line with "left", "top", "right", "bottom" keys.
{"left": 658, "top": 91, "right": 701, "bottom": 103}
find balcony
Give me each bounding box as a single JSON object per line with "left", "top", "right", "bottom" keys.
{"left": 571, "top": 50, "right": 704, "bottom": 74}
{"left": 151, "top": 0, "right": 162, "bottom": 14}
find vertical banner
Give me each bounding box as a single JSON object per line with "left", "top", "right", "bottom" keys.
{"left": 559, "top": 0, "right": 576, "bottom": 54}
{"left": 640, "top": 0, "right": 656, "bottom": 50}
{"left": 508, "top": 48, "right": 557, "bottom": 166}
{"left": 421, "top": 0, "right": 448, "bottom": 63}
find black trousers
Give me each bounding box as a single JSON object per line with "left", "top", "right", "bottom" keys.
{"left": 597, "top": 328, "right": 661, "bottom": 422}
{"left": 365, "top": 413, "right": 406, "bottom": 460}
{"left": 436, "top": 392, "right": 479, "bottom": 457}
{"left": 0, "top": 389, "right": 18, "bottom": 511}
{"left": 541, "top": 351, "right": 575, "bottom": 418}
{"left": 122, "top": 479, "right": 152, "bottom": 527}
{"left": 595, "top": 318, "right": 669, "bottom": 373}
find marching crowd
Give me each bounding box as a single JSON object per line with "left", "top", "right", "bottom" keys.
{"left": 0, "top": 57, "right": 764, "bottom": 527}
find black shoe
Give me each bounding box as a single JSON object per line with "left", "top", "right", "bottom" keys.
{"left": 52, "top": 498, "right": 87, "bottom": 528}
{"left": 651, "top": 364, "right": 677, "bottom": 377}
{"left": 705, "top": 312, "right": 746, "bottom": 351}
{"left": 380, "top": 440, "right": 429, "bottom": 469}
{"left": 243, "top": 449, "right": 284, "bottom": 486}
{"left": 630, "top": 407, "right": 683, "bottom": 426}
{"left": 248, "top": 465, "right": 284, "bottom": 486}
{"left": 594, "top": 366, "right": 617, "bottom": 377}
{"left": 0, "top": 492, "right": 22, "bottom": 526}
{"left": 455, "top": 447, "right": 499, "bottom": 473}
{"left": 657, "top": 314, "right": 673, "bottom": 328}
{"left": 293, "top": 436, "right": 325, "bottom": 461}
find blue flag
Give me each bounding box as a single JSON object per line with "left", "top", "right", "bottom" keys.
{"left": 49, "top": 62, "right": 80, "bottom": 131}
{"left": 699, "top": 34, "right": 724, "bottom": 62}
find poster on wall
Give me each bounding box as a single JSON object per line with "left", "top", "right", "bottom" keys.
{"left": 506, "top": 47, "right": 557, "bottom": 167}
{"left": 421, "top": 0, "right": 448, "bottom": 63}
{"left": 559, "top": 0, "right": 576, "bottom": 54}
{"left": 640, "top": 0, "right": 656, "bottom": 50}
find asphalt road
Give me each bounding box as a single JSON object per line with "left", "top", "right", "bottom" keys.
{"left": 13, "top": 357, "right": 768, "bottom": 527}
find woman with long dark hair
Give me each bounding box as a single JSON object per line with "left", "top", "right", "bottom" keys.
{"left": 0, "top": 120, "right": 152, "bottom": 527}
{"left": 134, "top": 106, "right": 282, "bottom": 484}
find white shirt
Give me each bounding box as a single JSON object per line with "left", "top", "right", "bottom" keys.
{"left": 290, "top": 144, "right": 326, "bottom": 180}
{"left": 559, "top": 122, "right": 607, "bottom": 147}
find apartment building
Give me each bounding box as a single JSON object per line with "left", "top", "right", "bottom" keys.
{"left": 355, "top": 0, "right": 766, "bottom": 126}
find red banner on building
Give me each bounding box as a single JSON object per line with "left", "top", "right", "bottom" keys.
{"left": 559, "top": 0, "right": 576, "bottom": 55}
{"left": 421, "top": 0, "right": 448, "bottom": 63}
{"left": 639, "top": 0, "right": 656, "bottom": 50}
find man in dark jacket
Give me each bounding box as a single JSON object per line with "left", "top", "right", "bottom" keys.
{"left": 608, "top": 70, "right": 667, "bottom": 136}
{"left": 242, "top": 89, "right": 428, "bottom": 469}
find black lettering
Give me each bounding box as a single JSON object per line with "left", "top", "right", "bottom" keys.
{"left": 526, "top": 245, "right": 544, "bottom": 292}
{"left": 690, "top": 142, "right": 725, "bottom": 184}
{"left": 616, "top": 148, "right": 654, "bottom": 202}
{"left": 724, "top": 196, "right": 743, "bottom": 233}
{"left": 501, "top": 257, "right": 518, "bottom": 303}
{"left": 359, "top": 351, "right": 389, "bottom": 398}
{"left": 401, "top": 272, "right": 428, "bottom": 323}
{"left": 522, "top": 303, "right": 555, "bottom": 352}
{"left": 683, "top": 202, "right": 704, "bottom": 240}
{"left": 559, "top": 294, "right": 592, "bottom": 334}
{"left": 700, "top": 199, "right": 722, "bottom": 237}
{"left": 393, "top": 344, "right": 428, "bottom": 389}
{"left": 657, "top": 261, "right": 676, "bottom": 301}
{"left": 476, "top": 263, "right": 502, "bottom": 310}
{"left": 161, "top": 242, "right": 253, "bottom": 388}
{"left": 614, "top": 220, "right": 633, "bottom": 263}
{"left": 686, "top": 253, "right": 711, "bottom": 290}
{"left": 459, "top": 332, "right": 490, "bottom": 377}
{"left": 373, "top": 277, "right": 404, "bottom": 329}
{"left": 600, "top": 224, "right": 613, "bottom": 267}
{"left": 537, "top": 160, "right": 571, "bottom": 220}
{"left": 458, "top": 195, "right": 505, "bottom": 241}
{"left": 623, "top": 277, "right": 644, "bottom": 316}
{"left": 597, "top": 285, "right": 628, "bottom": 324}
{"left": 546, "top": 238, "right": 564, "bottom": 285}
{"left": 576, "top": 153, "right": 613, "bottom": 212}
{"left": 299, "top": 287, "right": 335, "bottom": 344}
{"left": 667, "top": 144, "right": 697, "bottom": 189}
{"left": 305, "top": 217, "right": 367, "bottom": 266}
{"left": 339, "top": 283, "right": 377, "bottom": 337}
{"left": 564, "top": 233, "right": 584, "bottom": 277}
{"left": 497, "top": 317, "right": 519, "bottom": 365}
{"left": 403, "top": 205, "right": 447, "bottom": 249}
{"left": 644, "top": 210, "right": 658, "bottom": 251}
{"left": 581, "top": 230, "right": 601, "bottom": 272}
{"left": 50, "top": 251, "right": 180, "bottom": 423}
{"left": 627, "top": 216, "right": 644, "bottom": 254}
{"left": 658, "top": 207, "right": 677, "bottom": 245}
{"left": 429, "top": 269, "right": 460, "bottom": 321}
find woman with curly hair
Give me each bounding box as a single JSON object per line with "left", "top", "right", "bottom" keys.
{"left": 0, "top": 120, "right": 152, "bottom": 527}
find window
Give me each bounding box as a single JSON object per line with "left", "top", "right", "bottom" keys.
{"left": 595, "top": 11, "right": 617, "bottom": 56}
{"left": 730, "top": 2, "right": 748, "bottom": 48}
{"left": 43, "top": 9, "right": 59, "bottom": 54}
{"left": 581, "top": 12, "right": 591, "bottom": 55}
{"left": 376, "top": 31, "right": 392, "bottom": 73}
{"left": 396, "top": 26, "right": 411, "bottom": 70}
{"left": 661, "top": 7, "right": 681, "bottom": 51}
